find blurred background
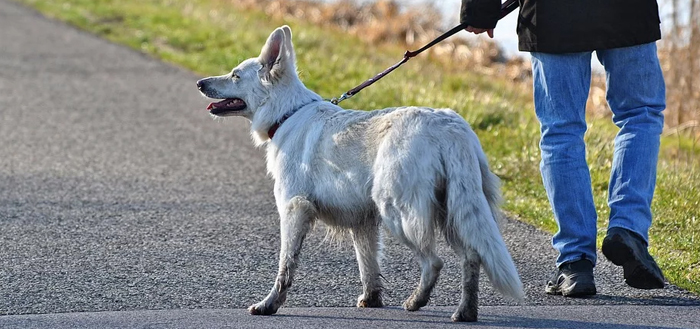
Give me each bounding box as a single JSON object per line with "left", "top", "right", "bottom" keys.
{"left": 248, "top": 0, "right": 698, "bottom": 131}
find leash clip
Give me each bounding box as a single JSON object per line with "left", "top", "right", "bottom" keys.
{"left": 330, "top": 93, "right": 351, "bottom": 105}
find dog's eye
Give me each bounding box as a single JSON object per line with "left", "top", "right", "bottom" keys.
{"left": 231, "top": 71, "right": 240, "bottom": 80}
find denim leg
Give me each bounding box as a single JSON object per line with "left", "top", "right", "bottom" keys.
{"left": 531, "top": 52, "right": 598, "bottom": 267}
{"left": 596, "top": 43, "right": 666, "bottom": 244}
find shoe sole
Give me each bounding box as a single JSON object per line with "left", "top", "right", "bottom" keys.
{"left": 602, "top": 234, "right": 665, "bottom": 289}
{"left": 561, "top": 282, "right": 597, "bottom": 298}
{"left": 545, "top": 275, "right": 597, "bottom": 298}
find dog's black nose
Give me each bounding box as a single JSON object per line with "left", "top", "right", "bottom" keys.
{"left": 196, "top": 79, "right": 204, "bottom": 90}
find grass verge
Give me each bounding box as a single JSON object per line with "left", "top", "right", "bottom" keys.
{"left": 16, "top": 0, "right": 699, "bottom": 294}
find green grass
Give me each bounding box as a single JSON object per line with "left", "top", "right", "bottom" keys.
{"left": 17, "top": 0, "right": 700, "bottom": 294}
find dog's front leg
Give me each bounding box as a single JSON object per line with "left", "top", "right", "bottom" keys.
{"left": 249, "top": 196, "right": 315, "bottom": 315}
{"left": 351, "top": 224, "right": 384, "bottom": 308}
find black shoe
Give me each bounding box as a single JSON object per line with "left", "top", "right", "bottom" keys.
{"left": 602, "top": 227, "right": 665, "bottom": 289}
{"left": 545, "top": 259, "right": 597, "bottom": 297}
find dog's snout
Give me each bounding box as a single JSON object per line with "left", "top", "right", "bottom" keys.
{"left": 196, "top": 79, "right": 205, "bottom": 90}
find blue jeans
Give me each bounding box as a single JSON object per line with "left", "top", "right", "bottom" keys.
{"left": 531, "top": 42, "right": 666, "bottom": 267}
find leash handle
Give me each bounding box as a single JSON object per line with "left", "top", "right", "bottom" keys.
{"left": 331, "top": 0, "right": 519, "bottom": 105}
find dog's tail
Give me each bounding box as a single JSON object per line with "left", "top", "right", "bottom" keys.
{"left": 443, "top": 129, "right": 525, "bottom": 302}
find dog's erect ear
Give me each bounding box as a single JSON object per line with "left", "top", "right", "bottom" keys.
{"left": 258, "top": 25, "right": 296, "bottom": 82}
{"left": 259, "top": 28, "right": 283, "bottom": 69}
{"left": 280, "top": 26, "right": 295, "bottom": 64}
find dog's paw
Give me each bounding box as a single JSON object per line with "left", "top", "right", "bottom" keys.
{"left": 248, "top": 302, "right": 278, "bottom": 316}
{"left": 451, "top": 310, "right": 477, "bottom": 322}
{"left": 356, "top": 292, "right": 383, "bottom": 308}
{"left": 402, "top": 295, "right": 429, "bottom": 311}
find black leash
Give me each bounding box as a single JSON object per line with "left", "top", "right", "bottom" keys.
{"left": 330, "top": 0, "right": 519, "bottom": 105}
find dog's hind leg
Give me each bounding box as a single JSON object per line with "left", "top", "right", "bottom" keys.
{"left": 249, "top": 196, "right": 316, "bottom": 316}
{"left": 373, "top": 184, "right": 443, "bottom": 311}
{"left": 443, "top": 220, "right": 481, "bottom": 322}
{"left": 351, "top": 224, "right": 384, "bottom": 308}
{"left": 402, "top": 243, "right": 443, "bottom": 311}
{"left": 451, "top": 246, "right": 481, "bottom": 322}
{"left": 380, "top": 203, "right": 443, "bottom": 312}
{"left": 372, "top": 136, "right": 444, "bottom": 312}
{"left": 397, "top": 202, "right": 443, "bottom": 311}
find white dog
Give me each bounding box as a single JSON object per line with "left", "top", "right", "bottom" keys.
{"left": 197, "top": 25, "right": 524, "bottom": 322}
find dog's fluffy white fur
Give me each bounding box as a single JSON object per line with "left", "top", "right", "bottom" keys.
{"left": 197, "top": 25, "right": 524, "bottom": 322}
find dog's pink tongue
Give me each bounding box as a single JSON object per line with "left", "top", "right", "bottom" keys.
{"left": 207, "top": 99, "right": 230, "bottom": 111}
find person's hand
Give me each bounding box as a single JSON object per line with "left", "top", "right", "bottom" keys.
{"left": 465, "top": 26, "right": 494, "bottom": 38}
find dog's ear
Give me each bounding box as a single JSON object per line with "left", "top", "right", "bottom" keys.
{"left": 280, "top": 25, "right": 295, "bottom": 64}
{"left": 259, "top": 26, "right": 296, "bottom": 82}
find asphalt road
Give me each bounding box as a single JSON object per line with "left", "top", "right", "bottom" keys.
{"left": 1, "top": 0, "right": 699, "bottom": 328}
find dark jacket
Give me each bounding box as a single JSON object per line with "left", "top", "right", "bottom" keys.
{"left": 460, "top": 0, "right": 662, "bottom": 53}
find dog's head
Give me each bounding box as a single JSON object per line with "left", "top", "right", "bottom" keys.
{"left": 196, "top": 25, "right": 302, "bottom": 120}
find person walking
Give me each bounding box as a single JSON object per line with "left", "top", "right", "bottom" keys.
{"left": 460, "top": 0, "right": 667, "bottom": 297}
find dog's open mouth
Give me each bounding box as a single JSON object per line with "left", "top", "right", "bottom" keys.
{"left": 207, "top": 98, "right": 247, "bottom": 116}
